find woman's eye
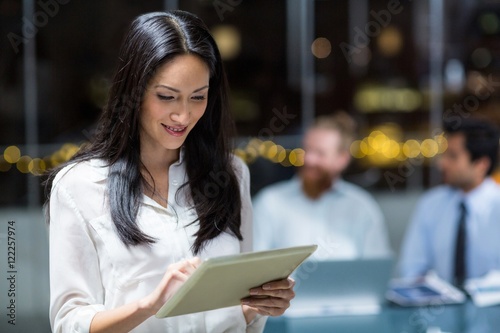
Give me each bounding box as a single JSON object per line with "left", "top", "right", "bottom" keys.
{"left": 192, "top": 96, "right": 206, "bottom": 101}
{"left": 157, "top": 94, "right": 174, "bottom": 101}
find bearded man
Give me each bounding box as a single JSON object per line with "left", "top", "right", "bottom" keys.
{"left": 253, "top": 112, "right": 391, "bottom": 259}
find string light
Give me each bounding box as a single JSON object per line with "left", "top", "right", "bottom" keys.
{"left": 289, "top": 148, "right": 305, "bottom": 167}
{"left": 4, "top": 146, "right": 21, "bottom": 163}
{"left": 0, "top": 143, "right": 81, "bottom": 174}
{"left": 16, "top": 156, "right": 32, "bottom": 174}
{"left": 420, "top": 139, "right": 439, "bottom": 158}
{"left": 1, "top": 132, "right": 448, "bottom": 175}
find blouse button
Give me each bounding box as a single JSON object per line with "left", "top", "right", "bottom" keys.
{"left": 172, "top": 179, "right": 179, "bottom": 186}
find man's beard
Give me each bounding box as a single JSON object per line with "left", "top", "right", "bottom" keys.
{"left": 300, "top": 167, "right": 334, "bottom": 200}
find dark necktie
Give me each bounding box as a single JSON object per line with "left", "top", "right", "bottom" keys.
{"left": 454, "top": 201, "right": 467, "bottom": 287}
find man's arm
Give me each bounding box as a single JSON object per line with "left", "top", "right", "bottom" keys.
{"left": 398, "top": 198, "right": 433, "bottom": 279}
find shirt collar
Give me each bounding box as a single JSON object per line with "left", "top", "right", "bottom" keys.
{"left": 87, "top": 158, "right": 109, "bottom": 182}
{"left": 460, "top": 177, "right": 498, "bottom": 211}
{"left": 331, "top": 178, "right": 348, "bottom": 194}
{"left": 173, "top": 146, "right": 185, "bottom": 166}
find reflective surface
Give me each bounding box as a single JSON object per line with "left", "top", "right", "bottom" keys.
{"left": 265, "top": 301, "right": 500, "bottom": 333}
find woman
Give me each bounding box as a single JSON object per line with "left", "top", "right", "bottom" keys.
{"left": 45, "top": 10, "right": 295, "bottom": 333}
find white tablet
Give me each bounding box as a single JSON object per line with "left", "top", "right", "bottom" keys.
{"left": 155, "top": 244, "right": 318, "bottom": 318}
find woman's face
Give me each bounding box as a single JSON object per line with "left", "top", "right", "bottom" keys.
{"left": 140, "top": 54, "right": 210, "bottom": 154}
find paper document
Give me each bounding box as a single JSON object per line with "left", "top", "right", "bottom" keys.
{"left": 465, "top": 270, "right": 500, "bottom": 307}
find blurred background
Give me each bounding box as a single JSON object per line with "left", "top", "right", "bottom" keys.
{"left": 2, "top": 0, "right": 500, "bottom": 331}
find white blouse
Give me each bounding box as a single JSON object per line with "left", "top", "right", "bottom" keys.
{"left": 48, "top": 154, "right": 266, "bottom": 333}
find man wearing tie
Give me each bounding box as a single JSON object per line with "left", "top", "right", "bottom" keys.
{"left": 398, "top": 118, "right": 500, "bottom": 287}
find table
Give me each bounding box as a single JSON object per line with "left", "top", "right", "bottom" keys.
{"left": 264, "top": 301, "right": 500, "bottom": 333}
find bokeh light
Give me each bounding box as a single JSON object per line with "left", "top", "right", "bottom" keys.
{"left": 403, "top": 140, "right": 421, "bottom": 158}
{"left": 471, "top": 48, "right": 492, "bottom": 69}
{"left": 420, "top": 139, "right": 439, "bottom": 158}
{"left": 0, "top": 131, "right": 450, "bottom": 175}
{"left": 377, "top": 26, "right": 403, "bottom": 57}
{"left": 289, "top": 148, "right": 305, "bottom": 167}
{"left": 381, "top": 140, "right": 400, "bottom": 159}
{"left": 4, "top": 146, "right": 21, "bottom": 163}
{"left": 16, "top": 155, "right": 32, "bottom": 174}
{"left": 435, "top": 134, "right": 448, "bottom": 153}
{"left": 271, "top": 145, "right": 287, "bottom": 163}
{"left": 29, "top": 158, "right": 47, "bottom": 175}
{"left": 211, "top": 25, "right": 241, "bottom": 60}
{"left": 479, "top": 12, "right": 500, "bottom": 35}
{"left": 258, "top": 140, "right": 275, "bottom": 157}
{"left": 350, "top": 140, "right": 365, "bottom": 159}
{"left": 311, "top": 37, "right": 332, "bottom": 59}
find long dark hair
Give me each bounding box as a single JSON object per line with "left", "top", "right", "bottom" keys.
{"left": 44, "top": 10, "right": 243, "bottom": 254}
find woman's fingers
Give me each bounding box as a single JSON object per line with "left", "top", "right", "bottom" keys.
{"left": 242, "top": 297, "right": 290, "bottom": 316}
{"left": 166, "top": 257, "right": 201, "bottom": 277}
{"left": 188, "top": 257, "right": 202, "bottom": 267}
{"left": 241, "top": 277, "right": 296, "bottom": 317}
{"left": 260, "top": 277, "right": 295, "bottom": 291}
{"left": 254, "top": 277, "right": 295, "bottom": 293}
{"left": 248, "top": 277, "right": 296, "bottom": 299}
{"left": 148, "top": 257, "right": 202, "bottom": 312}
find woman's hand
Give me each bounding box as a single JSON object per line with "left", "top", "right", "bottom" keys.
{"left": 139, "top": 257, "right": 202, "bottom": 316}
{"left": 240, "top": 277, "right": 295, "bottom": 323}
{"left": 90, "top": 258, "right": 202, "bottom": 333}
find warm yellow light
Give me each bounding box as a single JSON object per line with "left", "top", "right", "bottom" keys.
{"left": 234, "top": 148, "right": 246, "bottom": 161}
{"left": 375, "top": 123, "right": 404, "bottom": 140}
{"left": 354, "top": 89, "right": 379, "bottom": 113}
{"left": 398, "top": 89, "right": 423, "bottom": 112}
{"left": 421, "top": 139, "right": 439, "bottom": 158}
{"left": 403, "top": 140, "right": 421, "bottom": 158}
{"left": 366, "top": 152, "right": 391, "bottom": 166}
{"left": 16, "top": 156, "right": 32, "bottom": 174}
{"left": 377, "top": 26, "right": 403, "bottom": 57}
{"left": 354, "top": 86, "right": 422, "bottom": 113}
{"left": 211, "top": 25, "right": 241, "bottom": 60}
{"left": 4, "top": 146, "right": 21, "bottom": 163}
{"left": 272, "top": 145, "right": 287, "bottom": 163}
{"left": 266, "top": 144, "right": 278, "bottom": 160}
{"left": 29, "top": 158, "right": 46, "bottom": 175}
{"left": 435, "top": 134, "right": 448, "bottom": 154}
{"left": 289, "top": 148, "right": 305, "bottom": 167}
{"left": 62, "top": 143, "right": 80, "bottom": 161}
{"left": 395, "top": 145, "right": 407, "bottom": 161}
{"left": 259, "top": 140, "right": 275, "bottom": 157}
{"left": 381, "top": 140, "right": 400, "bottom": 158}
{"left": 350, "top": 140, "right": 366, "bottom": 159}
{"left": 248, "top": 138, "right": 263, "bottom": 151}
{"left": 311, "top": 37, "right": 332, "bottom": 59}
{"left": 369, "top": 130, "right": 384, "bottom": 138}
{"left": 50, "top": 153, "right": 60, "bottom": 168}
{"left": 245, "top": 146, "right": 259, "bottom": 163}
{"left": 280, "top": 150, "right": 293, "bottom": 167}
{"left": 370, "top": 133, "right": 389, "bottom": 151}
{"left": 43, "top": 157, "right": 52, "bottom": 170}
{"left": 360, "top": 138, "right": 376, "bottom": 155}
